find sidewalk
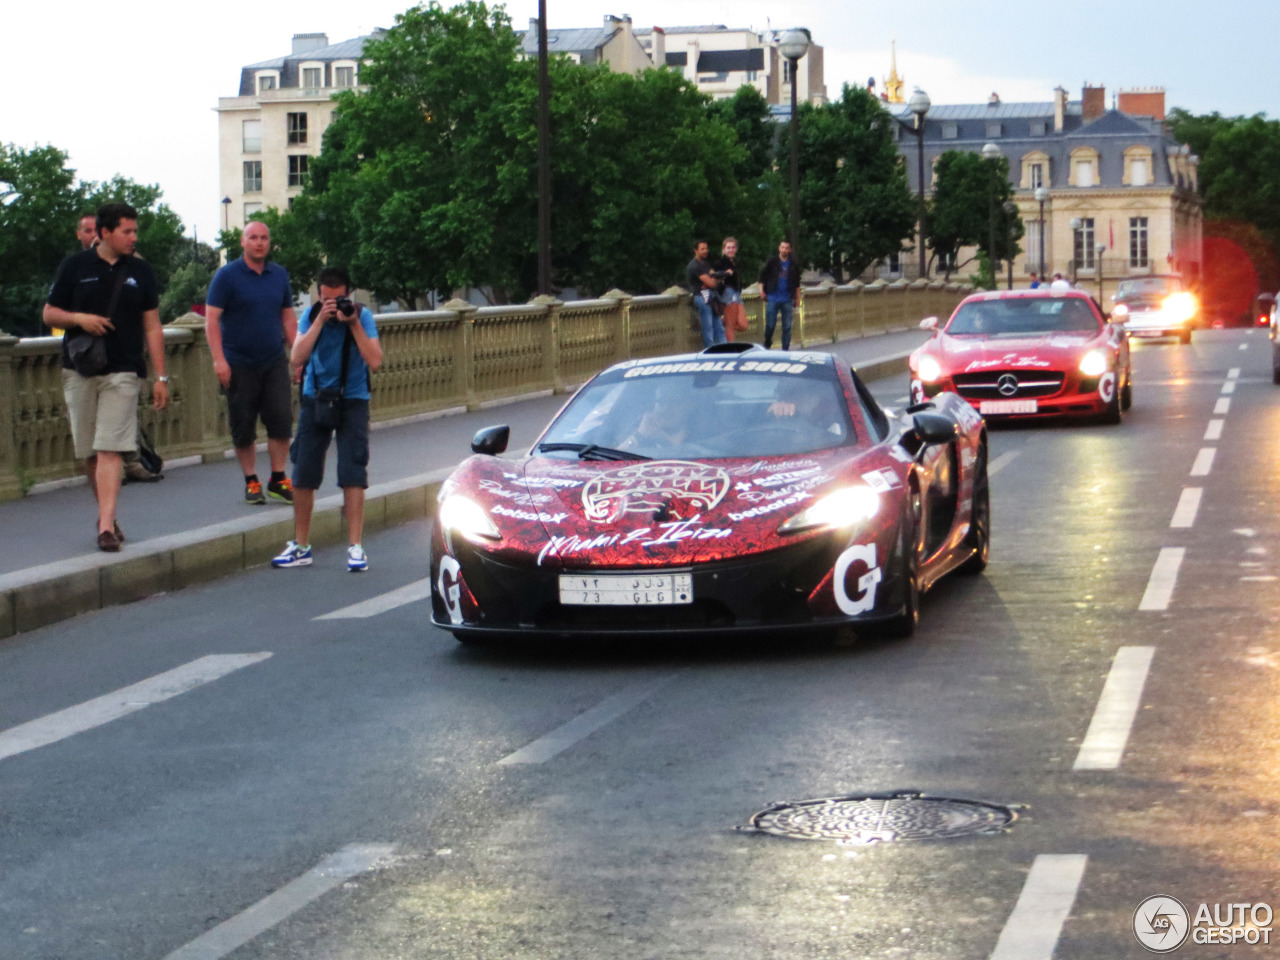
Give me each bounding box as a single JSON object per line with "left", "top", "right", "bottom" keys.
{"left": 0, "top": 329, "right": 930, "bottom": 637}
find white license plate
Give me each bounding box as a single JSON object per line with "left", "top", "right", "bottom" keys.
{"left": 559, "top": 572, "right": 693, "bottom": 606}
{"left": 979, "top": 399, "right": 1038, "bottom": 414}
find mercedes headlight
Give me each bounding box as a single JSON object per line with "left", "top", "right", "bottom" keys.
{"left": 438, "top": 496, "right": 501, "bottom": 543}
{"left": 1078, "top": 349, "right": 1108, "bottom": 377}
{"left": 778, "top": 486, "right": 881, "bottom": 535}
{"left": 916, "top": 355, "right": 943, "bottom": 383}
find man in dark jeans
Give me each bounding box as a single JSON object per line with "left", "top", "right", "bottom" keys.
{"left": 758, "top": 240, "right": 802, "bottom": 350}
{"left": 272, "top": 267, "right": 383, "bottom": 572}
{"left": 685, "top": 240, "right": 724, "bottom": 347}
{"left": 204, "top": 221, "right": 298, "bottom": 504}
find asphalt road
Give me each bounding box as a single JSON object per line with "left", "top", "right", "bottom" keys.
{"left": 1, "top": 329, "right": 1277, "bottom": 959}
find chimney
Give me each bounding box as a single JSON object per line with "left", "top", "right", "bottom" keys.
{"left": 1053, "top": 86, "right": 1067, "bottom": 132}
{"left": 1082, "top": 83, "right": 1106, "bottom": 122}
{"left": 651, "top": 26, "right": 666, "bottom": 67}
{"left": 1117, "top": 87, "right": 1166, "bottom": 121}
{"left": 988, "top": 91, "right": 1001, "bottom": 107}
{"left": 291, "top": 33, "right": 329, "bottom": 55}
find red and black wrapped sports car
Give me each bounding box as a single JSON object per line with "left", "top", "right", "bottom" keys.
{"left": 908, "top": 290, "right": 1133, "bottom": 423}
{"left": 430, "top": 343, "right": 990, "bottom": 642}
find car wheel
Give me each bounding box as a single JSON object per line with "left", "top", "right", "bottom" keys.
{"left": 959, "top": 443, "right": 990, "bottom": 575}
{"left": 1179, "top": 328, "right": 1192, "bottom": 345}
{"left": 1273, "top": 354, "right": 1280, "bottom": 386}
{"left": 880, "top": 524, "right": 920, "bottom": 639}
{"left": 1120, "top": 373, "right": 1133, "bottom": 411}
{"left": 1096, "top": 381, "right": 1122, "bottom": 425}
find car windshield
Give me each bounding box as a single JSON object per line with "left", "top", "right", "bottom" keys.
{"left": 538, "top": 359, "right": 857, "bottom": 459}
{"left": 1116, "top": 277, "right": 1178, "bottom": 298}
{"left": 946, "top": 297, "right": 1101, "bottom": 336}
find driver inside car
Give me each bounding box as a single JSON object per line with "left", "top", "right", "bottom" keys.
{"left": 621, "top": 383, "right": 690, "bottom": 455}
{"left": 766, "top": 381, "right": 846, "bottom": 445}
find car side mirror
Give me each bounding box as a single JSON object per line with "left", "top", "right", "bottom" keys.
{"left": 911, "top": 412, "right": 957, "bottom": 445}
{"left": 920, "top": 316, "right": 939, "bottom": 331}
{"left": 471, "top": 425, "right": 510, "bottom": 456}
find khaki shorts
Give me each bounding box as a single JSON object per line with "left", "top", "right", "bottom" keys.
{"left": 62, "top": 370, "right": 140, "bottom": 460}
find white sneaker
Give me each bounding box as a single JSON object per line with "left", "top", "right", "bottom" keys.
{"left": 347, "top": 544, "right": 368, "bottom": 572}
{"left": 272, "top": 541, "right": 312, "bottom": 568}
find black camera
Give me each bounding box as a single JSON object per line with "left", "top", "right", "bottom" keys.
{"left": 335, "top": 296, "right": 356, "bottom": 318}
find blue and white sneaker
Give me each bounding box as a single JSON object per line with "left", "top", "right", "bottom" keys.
{"left": 347, "top": 544, "right": 369, "bottom": 572}
{"left": 272, "top": 541, "right": 312, "bottom": 568}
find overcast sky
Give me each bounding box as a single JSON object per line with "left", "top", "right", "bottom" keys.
{"left": 9, "top": 1, "right": 1275, "bottom": 244}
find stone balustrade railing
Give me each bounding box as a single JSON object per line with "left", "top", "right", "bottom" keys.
{"left": 0, "top": 279, "right": 971, "bottom": 499}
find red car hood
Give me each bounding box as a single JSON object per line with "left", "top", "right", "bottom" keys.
{"left": 934, "top": 332, "right": 1101, "bottom": 373}
{"left": 448, "top": 447, "right": 906, "bottom": 569}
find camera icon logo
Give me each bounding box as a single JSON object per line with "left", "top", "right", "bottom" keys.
{"left": 1133, "top": 895, "right": 1190, "bottom": 953}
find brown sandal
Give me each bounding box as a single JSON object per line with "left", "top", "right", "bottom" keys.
{"left": 97, "top": 529, "right": 121, "bottom": 552}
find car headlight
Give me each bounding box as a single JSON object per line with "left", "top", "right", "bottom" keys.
{"left": 1162, "top": 292, "right": 1197, "bottom": 323}
{"left": 1078, "top": 349, "right": 1108, "bottom": 377}
{"left": 778, "top": 485, "right": 880, "bottom": 535}
{"left": 916, "top": 355, "right": 943, "bottom": 383}
{"left": 1112, "top": 303, "right": 1129, "bottom": 317}
{"left": 438, "top": 496, "right": 501, "bottom": 543}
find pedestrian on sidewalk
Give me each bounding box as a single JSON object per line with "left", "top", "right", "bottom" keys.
{"left": 685, "top": 240, "right": 725, "bottom": 348}
{"left": 204, "top": 220, "right": 297, "bottom": 506}
{"left": 42, "top": 202, "right": 170, "bottom": 552}
{"left": 758, "top": 239, "right": 802, "bottom": 350}
{"left": 272, "top": 266, "right": 382, "bottom": 572}
{"left": 1049, "top": 272, "right": 1072, "bottom": 293}
{"left": 714, "top": 237, "right": 746, "bottom": 342}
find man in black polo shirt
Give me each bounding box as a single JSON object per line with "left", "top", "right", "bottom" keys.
{"left": 44, "top": 202, "right": 169, "bottom": 552}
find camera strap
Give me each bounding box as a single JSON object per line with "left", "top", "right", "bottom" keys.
{"left": 303, "top": 302, "right": 355, "bottom": 402}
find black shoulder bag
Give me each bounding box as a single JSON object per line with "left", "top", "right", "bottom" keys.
{"left": 310, "top": 322, "right": 354, "bottom": 432}
{"left": 67, "top": 258, "right": 131, "bottom": 377}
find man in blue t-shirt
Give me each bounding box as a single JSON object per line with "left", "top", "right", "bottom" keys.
{"left": 272, "top": 266, "right": 383, "bottom": 572}
{"left": 205, "top": 221, "right": 298, "bottom": 505}
{"left": 758, "top": 239, "right": 803, "bottom": 350}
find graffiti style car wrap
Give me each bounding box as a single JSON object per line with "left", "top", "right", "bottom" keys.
{"left": 908, "top": 290, "right": 1132, "bottom": 424}
{"left": 431, "top": 344, "right": 989, "bottom": 641}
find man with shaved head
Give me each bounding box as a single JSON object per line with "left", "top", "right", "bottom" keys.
{"left": 205, "top": 219, "right": 298, "bottom": 504}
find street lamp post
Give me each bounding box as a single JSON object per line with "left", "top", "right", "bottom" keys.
{"left": 1034, "top": 186, "right": 1048, "bottom": 281}
{"left": 778, "top": 29, "right": 811, "bottom": 257}
{"left": 908, "top": 88, "right": 931, "bottom": 279}
{"left": 221, "top": 196, "right": 231, "bottom": 232}
{"left": 1095, "top": 241, "right": 1107, "bottom": 303}
{"left": 1002, "top": 200, "right": 1017, "bottom": 290}
{"left": 1070, "top": 217, "right": 1083, "bottom": 284}
{"left": 536, "top": 0, "right": 552, "bottom": 295}
{"left": 981, "top": 143, "right": 1001, "bottom": 288}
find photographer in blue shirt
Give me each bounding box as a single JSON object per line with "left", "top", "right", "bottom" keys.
{"left": 272, "top": 266, "right": 382, "bottom": 572}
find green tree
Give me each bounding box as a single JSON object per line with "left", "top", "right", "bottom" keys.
{"left": 0, "top": 144, "right": 85, "bottom": 336}
{"left": 1167, "top": 107, "right": 1243, "bottom": 167}
{"left": 927, "top": 150, "right": 1020, "bottom": 280}
{"left": 159, "top": 261, "right": 213, "bottom": 323}
{"left": 1197, "top": 116, "right": 1280, "bottom": 244}
{"left": 84, "top": 176, "right": 188, "bottom": 288}
{"left": 785, "top": 86, "right": 917, "bottom": 282}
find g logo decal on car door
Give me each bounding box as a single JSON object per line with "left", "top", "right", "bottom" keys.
{"left": 1099, "top": 372, "right": 1116, "bottom": 403}
{"left": 834, "top": 544, "right": 882, "bottom": 615}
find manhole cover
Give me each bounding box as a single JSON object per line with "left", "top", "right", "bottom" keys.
{"left": 740, "top": 791, "right": 1019, "bottom": 845}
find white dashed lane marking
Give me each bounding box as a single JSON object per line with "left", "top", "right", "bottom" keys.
{"left": 1204, "top": 420, "right": 1224, "bottom": 441}
{"left": 1139, "top": 547, "right": 1184, "bottom": 612}
{"left": 1170, "top": 488, "right": 1202, "bottom": 529}
{"left": 0, "top": 654, "right": 272, "bottom": 763}
{"left": 161, "top": 844, "right": 397, "bottom": 960}
{"left": 1228, "top": 367, "right": 1240, "bottom": 379}
{"left": 1215, "top": 398, "right": 1231, "bottom": 415}
{"left": 1221, "top": 380, "right": 1236, "bottom": 394}
{"left": 314, "top": 579, "right": 432, "bottom": 620}
{"left": 988, "top": 451, "right": 1019, "bottom": 476}
{"left": 1073, "top": 646, "right": 1155, "bottom": 770}
{"left": 1190, "top": 448, "right": 1216, "bottom": 477}
{"left": 498, "top": 673, "right": 679, "bottom": 765}
{"left": 988, "top": 855, "right": 1089, "bottom": 960}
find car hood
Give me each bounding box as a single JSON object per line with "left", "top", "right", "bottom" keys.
{"left": 933, "top": 332, "right": 1101, "bottom": 372}
{"left": 443, "top": 447, "right": 907, "bottom": 569}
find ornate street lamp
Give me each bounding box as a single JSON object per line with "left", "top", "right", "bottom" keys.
{"left": 1096, "top": 241, "right": 1107, "bottom": 302}
{"left": 778, "top": 29, "right": 811, "bottom": 256}
{"left": 908, "top": 88, "right": 931, "bottom": 279}
{"left": 536, "top": 0, "right": 552, "bottom": 294}
{"left": 981, "top": 143, "right": 1002, "bottom": 287}
{"left": 221, "top": 196, "right": 231, "bottom": 232}
{"left": 1034, "top": 186, "right": 1048, "bottom": 282}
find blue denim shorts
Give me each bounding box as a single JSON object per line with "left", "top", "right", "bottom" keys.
{"left": 291, "top": 397, "right": 370, "bottom": 489}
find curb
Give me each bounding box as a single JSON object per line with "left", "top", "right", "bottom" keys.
{"left": 0, "top": 350, "right": 914, "bottom": 639}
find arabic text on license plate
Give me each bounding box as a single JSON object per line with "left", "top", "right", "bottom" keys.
{"left": 559, "top": 572, "right": 693, "bottom": 606}
{"left": 979, "top": 399, "right": 1038, "bottom": 414}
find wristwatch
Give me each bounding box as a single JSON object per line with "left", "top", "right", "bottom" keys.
{"left": 156, "top": 376, "right": 170, "bottom": 384}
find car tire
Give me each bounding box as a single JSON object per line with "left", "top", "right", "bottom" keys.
{"left": 880, "top": 524, "right": 920, "bottom": 639}
{"left": 959, "top": 443, "right": 990, "bottom": 575}
{"left": 1097, "top": 383, "right": 1122, "bottom": 425}
{"left": 1179, "top": 328, "right": 1192, "bottom": 345}
{"left": 1120, "top": 372, "right": 1133, "bottom": 411}
{"left": 1273, "top": 358, "right": 1280, "bottom": 386}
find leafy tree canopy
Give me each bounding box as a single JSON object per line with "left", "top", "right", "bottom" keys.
{"left": 927, "top": 149, "right": 1020, "bottom": 279}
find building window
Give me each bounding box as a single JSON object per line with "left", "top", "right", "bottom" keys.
{"left": 698, "top": 72, "right": 730, "bottom": 83}
{"left": 302, "top": 66, "right": 323, "bottom": 88}
{"left": 942, "top": 123, "right": 959, "bottom": 140}
{"left": 1030, "top": 120, "right": 1048, "bottom": 136}
{"left": 288, "top": 155, "right": 309, "bottom": 188}
{"left": 287, "top": 112, "right": 308, "bottom": 145}
{"left": 1074, "top": 218, "right": 1096, "bottom": 268}
{"left": 1070, "top": 147, "right": 1100, "bottom": 187}
{"left": 1029, "top": 162, "right": 1044, "bottom": 190}
{"left": 256, "top": 72, "right": 277, "bottom": 94}
{"left": 1129, "top": 217, "right": 1149, "bottom": 267}
{"left": 242, "top": 120, "right": 261, "bottom": 153}
{"left": 1025, "top": 220, "right": 1042, "bottom": 270}
{"left": 782, "top": 60, "right": 791, "bottom": 83}
{"left": 243, "top": 160, "right": 262, "bottom": 193}
{"left": 244, "top": 202, "right": 263, "bottom": 221}
{"left": 334, "top": 65, "right": 355, "bottom": 87}
{"left": 1074, "top": 159, "right": 1095, "bottom": 187}
{"left": 887, "top": 251, "right": 901, "bottom": 275}
{"left": 986, "top": 122, "right": 1003, "bottom": 138}
{"left": 746, "top": 70, "right": 758, "bottom": 82}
